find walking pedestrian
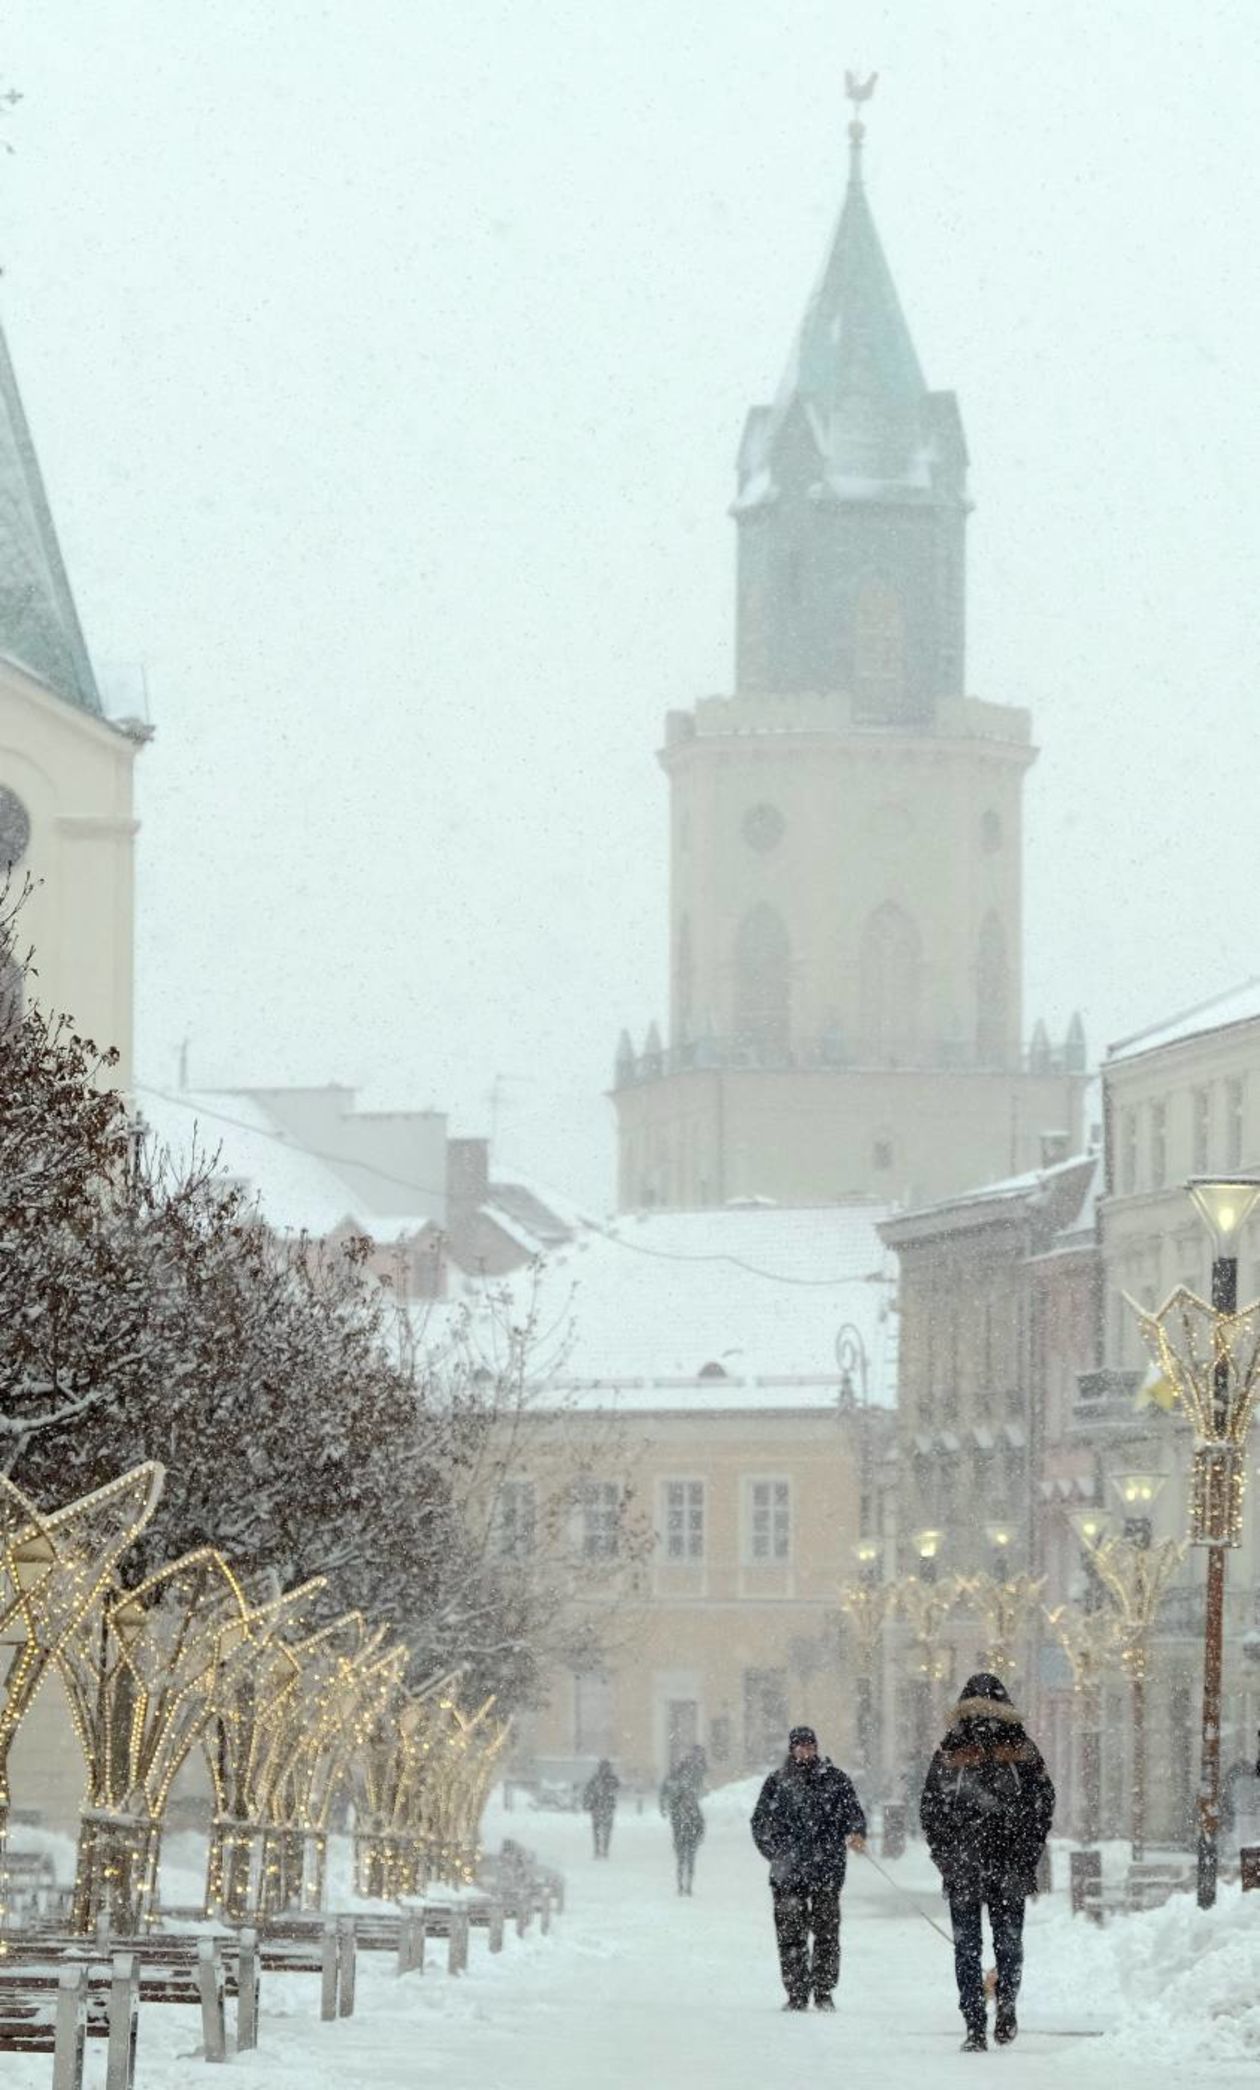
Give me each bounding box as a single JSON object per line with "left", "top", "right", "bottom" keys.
{"left": 660, "top": 1753, "right": 706, "bottom": 1894}
{"left": 582, "top": 1758, "right": 620, "bottom": 1858}
{"left": 750, "top": 1724, "right": 866, "bottom": 2012}
{"left": 919, "top": 1672, "right": 1055, "bottom": 2054}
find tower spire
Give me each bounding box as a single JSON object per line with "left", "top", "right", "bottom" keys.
{"left": 844, "top": 68, "right": 878, "bottom": 183}
{"left": 732, "top": 80, "right": 969, "bottom": 710}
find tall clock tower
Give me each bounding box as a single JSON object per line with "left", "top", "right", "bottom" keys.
{"left": 613, "top": 101, "right": 1085, "bottom": 1211}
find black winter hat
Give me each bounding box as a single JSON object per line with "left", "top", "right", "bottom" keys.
{"left": 958, "top": 1672, "right": 1011, "bottom": 1705}
{"left": 788, "top": 1725, "right": 818, "bottom": 1748}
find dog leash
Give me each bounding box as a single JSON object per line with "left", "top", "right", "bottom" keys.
{"left": 857, "top": 1843, "right": 956, "bottom": 1948}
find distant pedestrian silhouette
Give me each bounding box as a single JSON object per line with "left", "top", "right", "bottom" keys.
{"left": 582, "top": 1758, "right": 620, "bottom": 1858}
{"left": 660, "top": 1747, "right": 706, "bottom": 1894}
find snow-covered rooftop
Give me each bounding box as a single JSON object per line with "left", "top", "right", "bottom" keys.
{"left": 447, "top": 1202, "right": 898, "bottom": 1412}
{"left": 138, "top": 1086, "right": 432, "bottom": 1240}
{"left": 1108, "top": 978, "right": 1260, "bottom": 1066}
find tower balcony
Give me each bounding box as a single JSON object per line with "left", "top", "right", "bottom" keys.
{"left": 612, "top": 1026, "right": 1086, "bottom": 1090}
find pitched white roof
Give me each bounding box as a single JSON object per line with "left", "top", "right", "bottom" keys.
{"left": 445, "top": 1202, "right": 898, "bottom": 1412}
{"left": 137, "top": 1086, "right": 430, "bottom": 1240}
{"left": 1108, "top": 979, "right": 1260, "bottom": 1065}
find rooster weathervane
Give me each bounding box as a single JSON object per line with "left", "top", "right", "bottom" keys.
{"left": 845, "top": 69, "right": 878, "bottom": 153}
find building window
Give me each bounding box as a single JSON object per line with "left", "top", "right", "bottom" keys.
{"left": 1119, "top": 1109, "right": 1137, "bottom": 1195}
{"left": 853, "top": 579, "right": 905, "bottom": 708}
{"left": 733, "top": 904, "right": 791, "bottom": 1063}
{"left": 859, "top": 902, "right": 921, "bottom": 1065}
{"left": 495, "top": 1480, "right": 536, "bottom": 1560}
{"left": 1226, "top": 1078, "right": 1245, "bottom": 1169}
{"left": 1192, "top": 1087, "right": 1211, "bottom": 1174}
{"left": 976, "top": 912, "right": 1009, "bottom": 1069}
{"left": 673, "top": 913, "right": 694, "bottom": 1043}
{"left": 748, "top": 1478, "right": 791, "bottom": 1562}
{"left": 581, "top": 1481, "right": 621, "bottom": 1560}
{"left": 1150, "top": 1101, "right": 1167, "bottom": 1191}
{"left": 664, "top": 1480, "right": 705, "bottom": 1561}
{"left": 872, "top": 1135, "right": 894, "bottom": 1171}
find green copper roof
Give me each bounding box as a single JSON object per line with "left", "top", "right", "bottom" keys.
{"left": 0, "top": 322, "right": 102, "bottom": 715}
{"left": 783, "top": 137, "right": 925, "bottom": 424}
{"left": 738, "top": 131, "right": 964, "bottom": 506}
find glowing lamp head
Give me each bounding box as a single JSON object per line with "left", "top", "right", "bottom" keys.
{"left": 984, "top": 1524, "right": 1013, "bottom": 1553}
{"left": 1110, "top": 1472, "right": 1166, "bottom": 1510}
{"left": 1187, "top": 1177, "right": 1260, "bottom": 1255}
{"left": 854, "top": 1538, "right": 881, "bottom": 1568}
{"left": 1068, "top": 1507, "right": 1110, "bottom": 1548}
{"left": 915, "top": 1528, "right": 943, "bottom": 1563}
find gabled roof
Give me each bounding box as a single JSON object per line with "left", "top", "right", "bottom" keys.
{"left": 138, "top": 1086, "right": 421, "bottom": 1240}
{"left": 0, "top": 323, "right": 102, "bottom": 715}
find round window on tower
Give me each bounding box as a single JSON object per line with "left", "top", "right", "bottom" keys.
{"left": 0, "top": 786, "right": 31, "bottom": 873}
{"left": 741, "top": 802, "right": 786, "bottom": 854}
{"left": 981, "top": 808, "right": 1003, "bottom": 853}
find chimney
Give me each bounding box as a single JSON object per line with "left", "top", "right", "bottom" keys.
{"left": 447, "top": 1136, "right": 490, "bottom": 1212}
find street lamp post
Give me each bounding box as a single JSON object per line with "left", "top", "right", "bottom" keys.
{"left": 957, "top": 1557, "right": 1046, "bottom": 1689}
{"left": 1085, "top": 1488, "right": 1183, "bottom": 1864}
{"left": 838, "top": 1541, "right": 895, "bottom": 1789}
{"left": 1061, "top": 1507, "right": 1120, "bottom": 1845}
{"left": 900, "top": 1534, "right": 950, "bottom": 1780}
{"left": 1045, "top": 1598, "right": 1118, "bottom": 1845}
{"left": 1135, "top": 1174, "right": 1260, "bottom": 1909}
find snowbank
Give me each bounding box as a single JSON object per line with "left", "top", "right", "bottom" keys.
{"left": 1035, "top": 1887, "right": 1260, "bottom": 2064}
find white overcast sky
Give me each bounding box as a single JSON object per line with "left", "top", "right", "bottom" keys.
{"left": 6, "top": 1, "right": 1260, "bottom": 1211}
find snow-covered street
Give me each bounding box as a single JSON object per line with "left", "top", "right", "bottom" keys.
{"left": 14, "top": 1784, "right": 1260, "bottom": 2090}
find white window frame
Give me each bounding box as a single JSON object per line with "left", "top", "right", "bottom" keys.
{"left": 746, "top": 1476, "right": 792, "bottom": 1564}
{"left": 661, "top": 1478, "right": 705, "bottom": 1563}
{"left": 580, "top": 1480, "right": 621, "bottom": 1561}
{"left": 1226, "top": 1077, "right": 1245, "bottom": 1170}
{"left": 495, "top": 1479, "right": 536, "bottom": 1561}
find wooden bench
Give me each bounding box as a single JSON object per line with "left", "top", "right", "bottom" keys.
{"left": 0, "top": 1930, "right": 259, "bottom": 2057}
{"left": 0, "top": 1952, "right": 139, "bottom": 2088}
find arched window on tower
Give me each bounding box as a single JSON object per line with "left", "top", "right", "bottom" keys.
{"left": 853, "top": 579, "right": 906, "bottom": 718}
{"left": 673, "top": 913, "right": 694, "bottom": 1045}
{"left": 976, "top": 912, "right": 1009, "bottom": 1069}
{"left": 733, "top": 904, "right": 790, "bottom": 1064}
{"left": 858, "top": 902, "right": 921, "bottom": 1065}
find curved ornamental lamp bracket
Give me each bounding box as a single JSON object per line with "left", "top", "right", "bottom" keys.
{"left": 1131, "top": 1285, "right": 1260, "bottom": 1544}
{"left": 0, "top": 1464, "right": 164, "bottom": 1796}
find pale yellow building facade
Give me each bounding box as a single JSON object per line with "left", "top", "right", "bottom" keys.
{"left": 514, "top": 1398, "right": 882, "bottom": 1789}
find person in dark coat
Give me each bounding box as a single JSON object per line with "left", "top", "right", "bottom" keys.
{"left": 660, "top": 1755, "right": 706, "bottom": 1894}
{"left": 919, "top": 1673, "right": 1054, "bottom": 2053}
{"left": 750, "top": 1724, "right": 867, "bottom": 2011}
{"left": 582, "top": 1758, "right": 620, "bottom": 1858}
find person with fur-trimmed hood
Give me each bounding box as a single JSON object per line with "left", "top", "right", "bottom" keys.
{"left": 920, "top": 1673, "right": 1054, "bottom": 2053}
{"left": 751, "top": 1725, "right": 866, "bottom": 2012}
